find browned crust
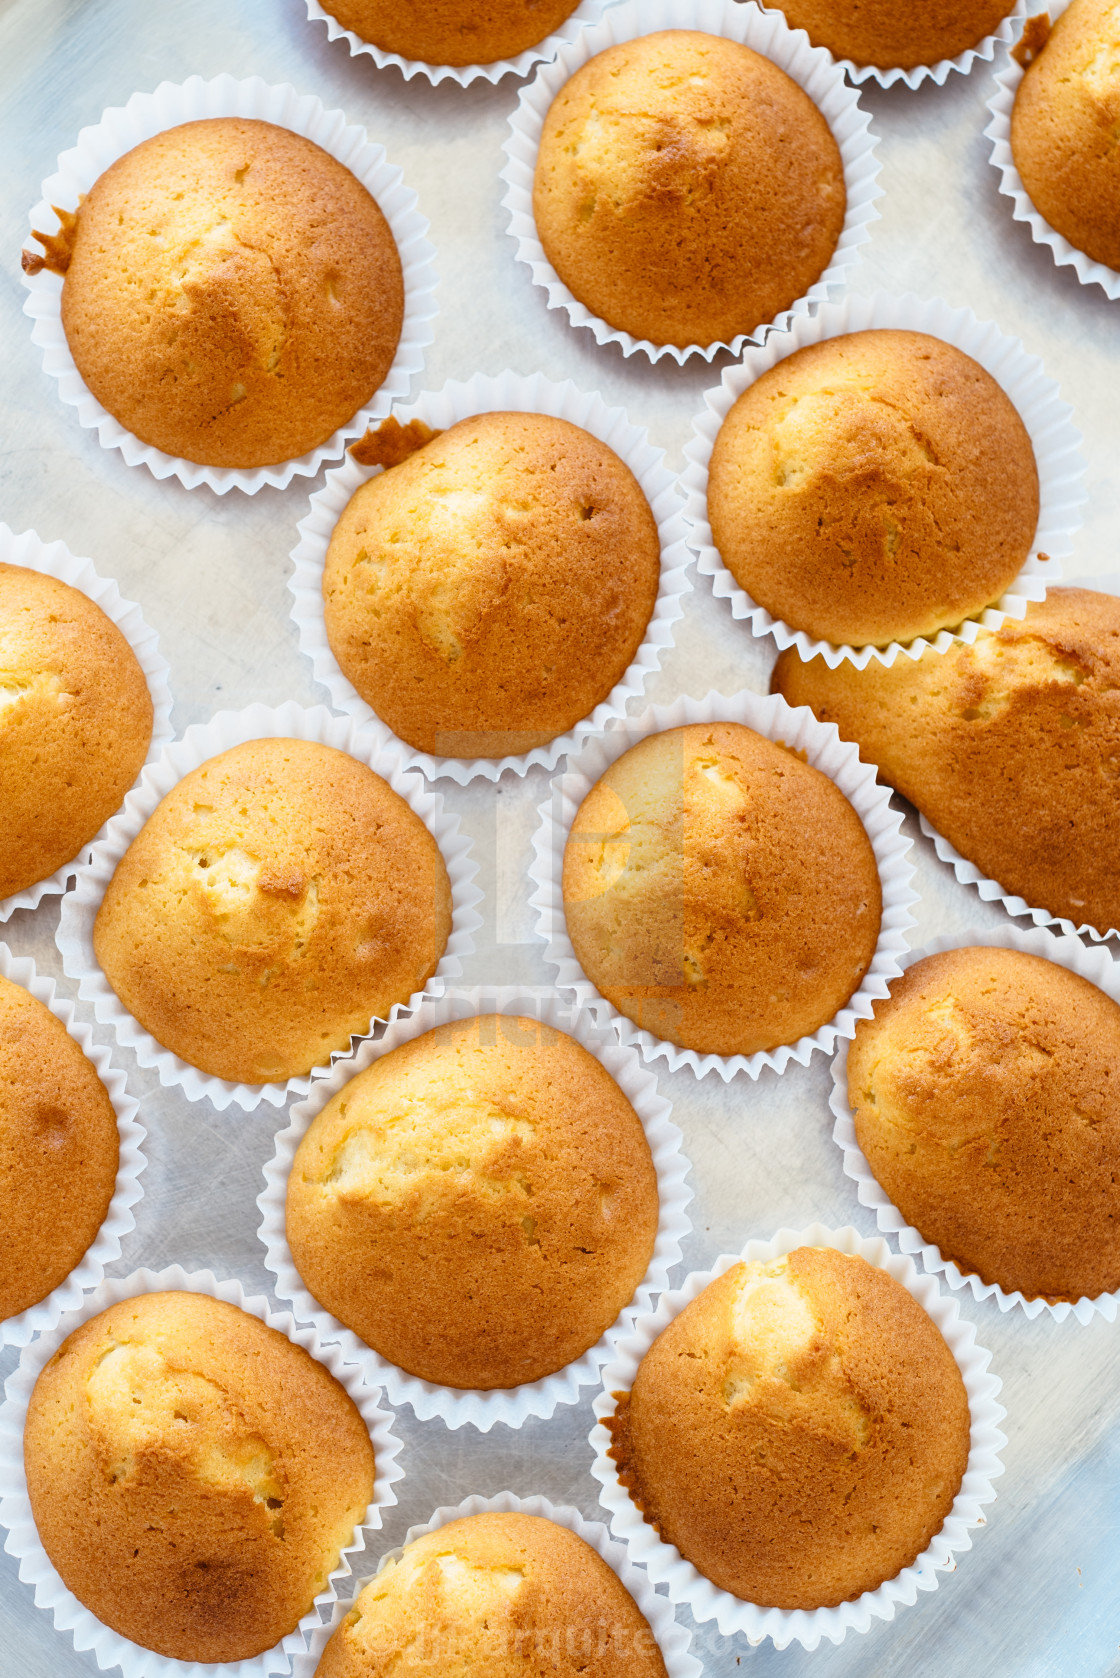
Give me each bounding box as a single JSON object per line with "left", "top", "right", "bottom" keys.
{"left": 318, "top": 0, "right": 583, "bottom": 65}
{"left": 348, "top": 415, "right": 443, "bottom": 468}
{"left": 776, "top": 0, "right": 1013, "bottom": 69}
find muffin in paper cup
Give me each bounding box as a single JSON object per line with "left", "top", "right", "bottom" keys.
{"left": 529, "top": 689, "right": 917, "bottom": 1081}
{"left": 290, "top": 370, "right": 692, "bottom": 785}
{"left": 0, "top": 522, "right": 173, "bottom": 921}
{"left": 54, "top": 702, "right": 483, "bottom": 1114}
{"left": 499, "top": 0, "right": 882, "bottom": 364}
{"left": 830, "top": 927, "right": 1120, "bottom": 1326}
{"left": 681, "top": 289, "right": 1085, "bottom": 670}
{"left": 0, "top": 1266, "right": 404, "bottom": 1678}
{"left": 986, "top": 4, "right": 1120, "bottom": 301}
{"left": 21, "top": 74, "right": 437, "bottom": 494}
{"left": 290, "top": 1491, "right": 701, "bottom": 1678}
{"left": 589, "top": 1223, "right": 1006, "bottom": 1650}
{"left": 0, "top": 943, "right": 145, "bottom": 1350}
{"left": 759, "top": 0, "right": 1027, "bottom": 88}
{"left": 258, "top": 986, "right": 693, "bottom": 1431}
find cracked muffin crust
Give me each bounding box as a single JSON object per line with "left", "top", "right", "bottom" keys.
{"left": 317, "top": 0, "right": 583, "bottom": 65}
{"left": 771, "top": 0, "right": 1014, "bottom": 70}
{"left": 23, "top": 1290, "right": 375, "bottom": 1663}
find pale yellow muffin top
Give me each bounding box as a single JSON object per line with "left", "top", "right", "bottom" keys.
{"left": 318, "top": 0, "right": 583, "bottom": 64}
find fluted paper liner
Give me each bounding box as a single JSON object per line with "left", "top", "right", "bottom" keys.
{"left": 21, "top": 74, "right": 438, "bottom": 494}
{"left": 500, "top": 0, "right": 882, "bottom": 363}
{"left": 54, "top": 702, "right": 483, "bottom": 1113}
{"left": 757, "top": 0, "right": 1027, "bottom": 89}
{"left": 0, "top": 1267, "right": 404, "bottom": 1678}
{"left": 529, "top": 689, "right": 917, "bottom": 1080}
{"left": 590, "top": 1224, "right": 1006, "bottom": 1650}
{"left": 290, "top": 370, "right": 692, "bottom": 783}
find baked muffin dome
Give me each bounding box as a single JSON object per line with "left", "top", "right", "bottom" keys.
{"left": 0, "top": 975, "right": 119, "bottom": 1322}
{"left": 707, "top": 330, "right": 1039, "bottom": 647}
{"left": 318, "top": 0, "right": 583, "bottom": 64}
{"left": 562, "top": 722, "right": 881, "bottom": 1056}
{"left": 0, "top": 563, "right": 153, "bottom": 901}
{"left": 92, "top": 738, "right": 452, "bottom": 1084}
{"left": 315, "top": 1511, "right": 669, "bottom": 1677}
{"left": 1011, "top": 0, "right": 1120, "bottom": 272}
{"left": 772, "top": 588, "right": 1120, "bottom": 937}
{"left": 532, "top": 31, "right": 846, "bottom": 348}
{"left": 773, "top": 0, "right": 1013, "bottom": 70}
{"left": 610, "top": 1247, "right": 971, "bottom": 1609}
{"left": 286, "top": 1014, "right": 660, "bottom": 1389}
{"left": 848, "top": 947, "right": 1120, "bottom": 1302}
{"left": 24, "top": 1290, "right": 375, "bottom": 1663}
{"left": 323, "top": 412, "right": 662, "bottom": 758}
{"left": 59, "top": 118, "right": 404, "bottom": 468}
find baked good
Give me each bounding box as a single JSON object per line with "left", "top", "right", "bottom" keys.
{"left": 54, "top": 118, "right": 403, "bottom": 467}
{"left": 1011, "top": 0, "right": 1120, "bottom": 272}
{"left": 92, "top": 737, "right": 452, "bottom": 1084}
{"left": 322, "top": 411, "right": 662, "bottom": 758}
{"left": 314, "top": 1511, "right": 669, "bottom": 1677}
{"left": 562, "top": 722, "right": 881, "bottom": 1055}
{"left": 0, "top": 562, "right": 153, "bottom": 901}
{"left": 608, "top": 1247, "right": 970, "bottom": 1609}
{"left": 772, "top": 587, "right": 1120, "bottom": 936}
{"left": 24, "top": 1290, "right": 375, "bottom": 1663}
{"left": 847, "top": 946, "right": 1120, "bottom": 1301}
{"left": 286, "top": 1013, "right": 659, "bottom": 1388}
{"left": 532, "top": 30, "right": 846, "bottom": 348}
{"left": 772, "top": 0, "right": 1013, "bottom": 70}
{"left": 0, "top": 974, "right": 119, "bottom": 1321}
{"left": 317, "top": 0, "right": 583, "bottom": 64}
{"left": 707, "top": 329, "right": 1039, "bottom": 647}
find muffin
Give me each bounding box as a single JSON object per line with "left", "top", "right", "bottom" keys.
{"left": 317, "top": 0, "right": 583, "bottom": 64}
{"left": 562, "top": 722, "right": 882, "bottom": 1055}
{"left": 315, "top": 1511, "right": 669, "bottom": 1676}
{"left": 773, "top": 0, "right": 1014, "bottom": 70}
{"left": 0, "top": 974, "right": 120, "bottom": 1322}
{"left": 532, "top": 31, "right": 846, "bottom": 349}
{"left": 707, "top": 329, "right": 1039, "bottom": 647}
{"left": 847, "top": 946, "right": 1120, "bottom": 1302}
{"left": 1011, "top": 0, "right": 1120, "bottom": 272}
{"left": 323, "top": 411, "right": 662, "bottom": 758}
{"left": 44, "top": 118, "right": 403, "bottom": 468}
{"left": 286, "top": 1014, "right": 660, "bottom": 1389}
{"left": 92, "top": 737, "right": 452, "bottom": 1084}
{"left": 23, "top": 1290, "right": 375, "bottom": 1663}
{"left": 772, "top": 588, "right": 1120, "bottom": 936}
{"left": 608, "top": 1247, "right": 971, "bottom": 1609}
{"left": 0, "top": 563, "right": 153, "bottom": 901}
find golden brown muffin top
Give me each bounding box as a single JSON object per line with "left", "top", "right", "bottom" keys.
{"left": 773, "top": 0, "right": 1013, "bottom": 70}
{"left": 315, "top": 1512, "right": 669, "bottom": 1677}
{"left": 287, "top": 1013, "right": 660, "bottom": 1389}
{"left": 532, "top": 31, "right": 846, "bottom": 348}
{"left": 0, "top": 563, "right": 153, "bottom": 901}
{"left": 1011, "top": 0, "right": 1120, "bottom": 271}
{"left": 59, "top": 118, "right": 403, "bottom": 468}
{"left": 562, "top": 722, "right": 881, "bottom": 1056}
{"left": 772, "top": 587, "right": 1120, "bottom": 937}
{"left": 848, "top": 946, "right": 1120, "bottom": 1301}
{"left": 24, "top": 1290, "right": 375, "bottom": 1664}
{"left": 92, "top": 738, "right": 452, "bottom": 1084}
{"left": 611, "top": 1248, "right": 970, "bottom": 1609}
{"left": 0, "top": 974, "right": 119, "bottom": 1322}
{"left": 707, "top": 330, "right": 1039, "bottom": 647}
{"left": 323, "top": 412, "right": 661, "bottom": 758}
{"left": 320, "top": 0, "right": 583, "bottom": 64}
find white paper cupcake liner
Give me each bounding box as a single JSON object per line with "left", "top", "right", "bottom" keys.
{"left": 290, "top": 1491, "right": 701, "bottom": 1678}
{"left": 986, "top": 4, "right": 1120, "bottom": 301}
{"left": 0, "top": 1266, "right": 404, "bottom": 1678}
{"left": 829, "top": 928, "right": 1120, "bottom": 1326}
{"left": 290, "top": 370, "right": 693, "bottom": 784}
{"left": 499, "top": 0, "right": 882, "bottom": 364}
{"left": 681, "top": 289, "right": 1085, "bottom": 669}
{"left": 0, "top": 522, "right": 174, "bottom": 921}
{"left": 54, "top": 702, "right": 483, "bottom": 1114}
{"left": 590, "top": 1223, "right": 1006, "bottom": 1650}
{"left": 757, "top": 0, "right": 1027, "bottom": 89}
{"left": 259, "top": 985, "right": 693, "bottom": 1430}
{"left": 529, "top": 689, "right": 918, "bottom": 1081}
{"left": 21, "top": 74, "right": 438, "bottom": 494}
{"left": 0, "top": 943, "right": 145, "bottom": 1350}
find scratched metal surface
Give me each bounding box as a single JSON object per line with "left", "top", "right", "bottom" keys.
{"left": 1, "top": 0, "right": 1119, "bottom": 1673}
